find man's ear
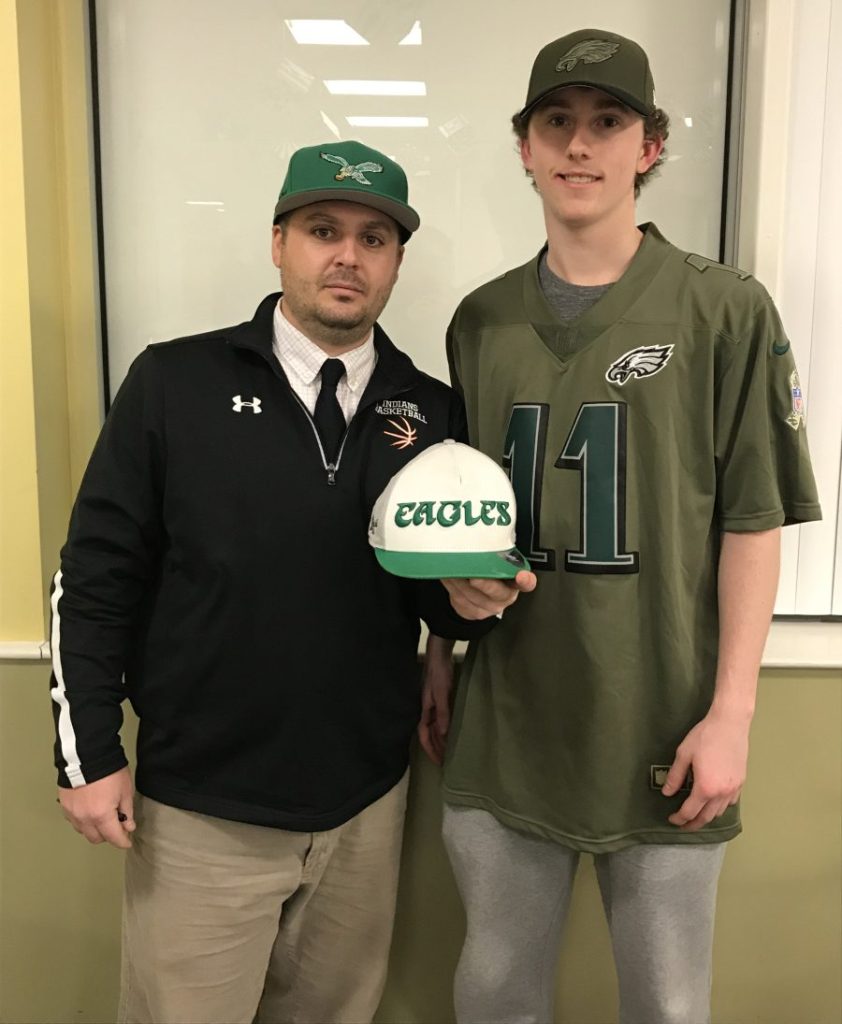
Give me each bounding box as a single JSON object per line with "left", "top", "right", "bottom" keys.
{"left": 638, "top": 135, "right": 664, "bottom": 174}
{"left": 271, "top": 225, "right": 283, "bottom": 269}
{"left": 519, "top": 136, "right": 533, "bottom": 173}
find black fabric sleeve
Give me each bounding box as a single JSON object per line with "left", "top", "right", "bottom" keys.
{"left": 445, "top": 312, "right": 464, "bottom": 398}
{"left": 50, "top": 349, "right": 166, "bottom": 788}
{"left": 413, "top": 580, "right": 497, "bottom": 641}
{"left": 411, "top": 341, "right": 497, "bottom": 641}
{"left": 446, "top": 386, "right": 469, "bottom": 445}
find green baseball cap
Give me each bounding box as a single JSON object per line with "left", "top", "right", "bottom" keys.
{"left": 273, "top": 140, "right": 420, "bottom": 243}
{"left": 520, "top": 28, "right": 656, "bottom": 119}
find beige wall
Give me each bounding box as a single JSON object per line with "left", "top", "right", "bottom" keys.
{"left": 1, "top": 664, "right": 839, "bottom": 1023}
{"left": 0, "top": 663, "right": 126, "bottom": 1022}
{"left": 1, "top": 3, "right": 840, "bottom": 1023}
{"left": 378, "top": 669, "right": 842, "bottom": 1024}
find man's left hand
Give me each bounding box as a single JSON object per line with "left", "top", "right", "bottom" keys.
{"left": 442, "top": 570, "right": 537, "bottom": 620}
{"left": 662, "top": 709, "right": 751, "bottom": 831}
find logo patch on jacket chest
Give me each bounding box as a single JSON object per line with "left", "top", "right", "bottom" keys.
{"left": 232, "top": 395, "right": 262, "bottom": 413}
{"left": 375, "top": 400, "right": 427, "bottom": 424}
{"left": 383, "top": 416, "right": 418, "bottom": 449}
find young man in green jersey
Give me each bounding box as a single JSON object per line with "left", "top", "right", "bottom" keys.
{"left": 422, "top": 27, "right": 822, "bottom": 1024}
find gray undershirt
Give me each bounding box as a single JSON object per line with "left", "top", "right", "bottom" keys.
{"left": 538, "top": 252, "right": 613, "bottom": 357}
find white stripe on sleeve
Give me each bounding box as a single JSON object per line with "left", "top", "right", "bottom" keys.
{"left": 49, "top": 570, "right": 87, "bottom": 787}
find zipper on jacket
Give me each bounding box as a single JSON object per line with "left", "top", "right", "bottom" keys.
{"left": 238, "top": 329, "right": 429, "bottom": 485}
{"left": 283, "top": 371, "right": 418, "bottom": 486}
{"left": 325, "top": 428, "right": 355, "bottom": 485}
{"left": 290, "top": 391, "right": 349, "bottom": 486}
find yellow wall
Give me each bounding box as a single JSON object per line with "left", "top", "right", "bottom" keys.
{"left": 0, "top": 4, "right": 104, "bottom": 1016}
{"left": 17, "top": 0, "right": 101, "bottom": 596}
{"left": 0, "top": 0, "right": 101, "bottom": 647}
{"left": 0, "top": 3, "right": 840, "bottom": 1023}
{"left": 0, "top": 0, "right": 45, "bottom": 641}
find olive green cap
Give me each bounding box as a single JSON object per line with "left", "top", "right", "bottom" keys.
{"left": 520, "top": 28, "right": 655, "bottom": 119}
{"left": 273, "top": 140, "right": 420, "bottom": 243}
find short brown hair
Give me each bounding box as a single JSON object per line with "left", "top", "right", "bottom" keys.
{"left": 510, "top": 103, "right": 670, "bottom": 198}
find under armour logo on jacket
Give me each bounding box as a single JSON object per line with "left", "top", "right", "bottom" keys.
{"left": 232, "top": 395, "right": 262, "bottom": 414}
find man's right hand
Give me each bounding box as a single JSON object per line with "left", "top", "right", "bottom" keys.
{"left": 58, "top": 766, "right": 136, "bottom": 849}
{"left": 418, "top": 635, "right": 456, "bottom": 767}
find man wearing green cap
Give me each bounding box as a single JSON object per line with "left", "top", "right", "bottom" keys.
{"left": 49, "top": 140, "right": 489, "bottom": 1023}
{"left": 430, "top": 28, "right": 821, "bottom": 1023}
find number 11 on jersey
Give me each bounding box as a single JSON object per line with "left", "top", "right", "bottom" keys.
{"left": 503, "top": 402, "right": 639, "bottom": 575}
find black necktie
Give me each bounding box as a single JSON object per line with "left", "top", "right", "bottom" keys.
{"left": 313, "top": 358, "right": 347, "bottom": 463}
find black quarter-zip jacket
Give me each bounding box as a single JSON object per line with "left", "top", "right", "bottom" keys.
{"left": 51, "top": 294, "right": 490, "bottom": 830}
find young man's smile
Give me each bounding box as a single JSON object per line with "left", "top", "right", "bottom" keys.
{"left": 557, "top": 171, "right": 602, "bottom": 186}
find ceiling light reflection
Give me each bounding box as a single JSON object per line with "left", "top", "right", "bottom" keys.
{"left": 346, "top": 116, "right": 428, "bottom": 128}
{"left": 399, "top": 21, "right": 422, "bottom": 45}
{"left": 325, "top": 80, "right": 426, "bottom": 96}
{"left": 285, "top": 20, "right": 369, "bottom": 45}
{"left": 320, "top": 110, "right": 342, "bottom": 139}
{"left": 277, "top": 58, "right": 314, "bottom": 93}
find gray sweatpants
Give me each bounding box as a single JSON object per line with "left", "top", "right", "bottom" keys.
{"left": 442, "top": 804, "right": 726, "bottom": 1024}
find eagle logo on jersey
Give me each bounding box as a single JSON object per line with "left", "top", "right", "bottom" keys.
{"left": 383, "top": 416, "right": 418, "bottom": 449}
{"left": 786, "top": 370, "right": 805, "bottom": 430}
{"left": 555, "top": 40, "right": 620, "bottom": 72}
{"left": 320, "top": 152, "right": 383, "bottom": 185}
{"left": 605, "top": 345, "right": 674, "bottom": 386}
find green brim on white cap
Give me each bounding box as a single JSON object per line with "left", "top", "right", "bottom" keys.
{"left": 374, "top": 546, "right": 530, "bottom": 580}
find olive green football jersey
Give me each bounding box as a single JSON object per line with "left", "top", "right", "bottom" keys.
{"left": 443, "top": 224, "right": 821, "bottom": 853}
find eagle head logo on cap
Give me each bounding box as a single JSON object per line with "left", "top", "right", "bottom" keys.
{"left": 556, "top": 39, "right": 620, "bottom": 72}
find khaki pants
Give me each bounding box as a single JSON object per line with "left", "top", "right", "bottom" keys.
{"left": 119, "top": 774, "right": 409, "bottom": 1024}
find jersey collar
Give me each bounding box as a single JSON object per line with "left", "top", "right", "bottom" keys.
{"left": 523, "top": 223, "right": 674, "bottom": 362}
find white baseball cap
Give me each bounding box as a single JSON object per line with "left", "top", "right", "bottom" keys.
{"left": 368, "top": 440, "right": 530, "bottom": 579}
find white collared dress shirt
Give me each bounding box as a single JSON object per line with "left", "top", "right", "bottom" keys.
{"left": 272, "top": 300, "right": 377, "bottom": 423}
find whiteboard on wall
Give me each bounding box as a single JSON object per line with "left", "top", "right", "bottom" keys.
{"left": 94, "top": 1, "right": 842, "bottom": 621}
{"left": 95, "top": 0, "right": 732, "bottom": 393}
